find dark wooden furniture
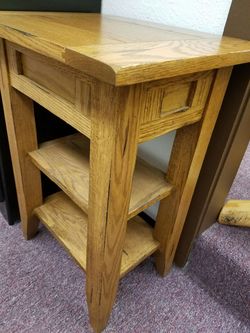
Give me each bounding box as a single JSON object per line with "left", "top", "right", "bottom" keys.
{"left": 0, "top": 98, "right": 19, "bottom": 223}
{"left": 0, "top": 1, "right": 101, "bottom": 12}
{"left": 175, "top": 0, "right": 250, "bottom": 266}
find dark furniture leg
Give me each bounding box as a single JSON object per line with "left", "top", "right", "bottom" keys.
{"left": 174, "top": 0, "right": 250, "bottom": 266}
{"left": 0, "top": 1, "right": 101, "bottom": 12}
{"left": 175, "top": 64, "right": 250, "bottom": 266}
{"left": 0, "top": 168, "right": 4, "bottom": 202}
{"left": 0, "top": 98, "right": 19, "bottom": 224}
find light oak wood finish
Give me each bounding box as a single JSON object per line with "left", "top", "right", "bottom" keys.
{"left": 154, "top": 67, "right": 233, "bottom": 276}
{"left": 0, "top": 39, "right": 42, "bottom": 239}
{"left": 218, "top": 200, "right": 250, "bottom": 227}
{"left": 29, "top": 133, "right": 173, "bottom": 219}
{"left": 21, "top": 52, "right": 76, "bottom": 104}
{"left": 139, "top": 71, "right": 214, "bottom": 142}
{"left": 0, "top": 12, "right": 249, "bottom": 333}
{"left": 34, "top": 192, "right": 160, "bottom": 277}
{"left": 6, "top": 42, "right": 92, "bottom": 138}
{"left": 87, "top": 81, "right": 143, "bottom": 332}
{"left": 0, "top": 12, "right": 249, "bottom": 85}
{"left": 6, "top": 40, "right": 215, "bottom": 143}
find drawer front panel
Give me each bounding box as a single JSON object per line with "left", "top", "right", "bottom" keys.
{"left": 160, "top": 81, "right": 195, "bottom": 116}
{"left": 21, "top": 53, "right": 76, "bottom": 104}
{"left": 139, "top": 71, "right": 214, "bottom": 142}
{"left": 6, "top": 42, "right": 92, "bottom": 138}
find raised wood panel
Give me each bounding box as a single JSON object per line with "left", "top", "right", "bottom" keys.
{"left": 29, "top": 133, "right": 173, "bottom": 219}
{"left": 21, "top": 53, "right": 76, "bottom": 104}
{"left": 6, "top": 42, "right": 92, "bottom": 136}
{"left": 161, "top": 82, "right": 192, "bottom": 116}
{"left": 139, "top": 71, "right": 214, "bottom": 142}
{"left": 6, "top": 41, "right": 94, "bottom": 81}
{"left": 34, "top": 191, "right": 160, "bottom": 278}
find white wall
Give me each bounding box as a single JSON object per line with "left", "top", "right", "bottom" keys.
{"left": 102, "top": 0, "right": 232, "bottom": 34}
{"left": 102, "top": 0, "right": 232, "bottom": 218}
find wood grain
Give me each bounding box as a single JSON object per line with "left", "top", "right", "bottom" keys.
{"left": 0, "top": 12, "right": 249, "bottom": 85}
{"left": 66, "top": 38, "right": 250, "bottom": 85}
{"left": 21, "top": 52, "right": 76, "bottom": 104}
{"left": 34, "top": 192, "right": 159, "bottom": 277}
{"left": 87, "top": 81, "right": 143, "bottom": 332}
{"left": 140, "top": 71, "right": 213, "bottom": 123}
{"left": 139, "top": 71, "right": 214, "bottom": 142}
{"left": 29, "top": 133, "right": 173, "bottom": 219}
{"left": 153, "top": 67, "right": 233, "bottom": 276}
{"left": 9, "top": 72, "right": 91, "bottom": 138}
{"left": 161, "top": 82, "right": 191, "bottom": 116}
{"left": 140, "top": 108, "right": 202, "bottom": 143}
{"left": 1, "top": 12, "right": 249, "bottom": 333}
{"left": 174, "top": 64, "right": 250, "bottom": 267}
{"left": 0, "top": 38, "right": 42, "bottom": 239}
{"left": 218, "top": 200, "right": 250, "bottom": 227}
{"left": 6, "top": 43, "right": 92, "bottom": 138}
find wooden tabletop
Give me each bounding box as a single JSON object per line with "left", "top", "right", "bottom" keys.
{"left": 0, "top": 12, "right": 249, "bottom": 85}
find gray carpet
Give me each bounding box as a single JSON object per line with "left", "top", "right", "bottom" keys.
{"left": 0, "top": 144, "right": 249, "bottom": 333}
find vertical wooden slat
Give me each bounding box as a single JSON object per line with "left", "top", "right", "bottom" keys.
{"left": 154, "top": 67, "right": 233, "bottom": 276}
{"left": 0, "top": 38, "right": 42, "bottom": 238}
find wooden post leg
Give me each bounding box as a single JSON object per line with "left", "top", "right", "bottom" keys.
{"left": 0, "top": 39, "right": 42, "bottom": 239}
{"left": 154, "top": 67, "right": 233, "bottom": 276}
{"left": 86, "top": 82, "right": 141, "bottom": 332}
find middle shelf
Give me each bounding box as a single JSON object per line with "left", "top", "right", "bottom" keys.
{"left": 29, "top": 133, "right": 173, "bottom": 219}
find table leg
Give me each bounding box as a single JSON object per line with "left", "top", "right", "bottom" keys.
{"left": 154, "top": 67, "right": 233, "bottom": 276}
{"left": 0, "top": 39, "right": 42, "bottom": 239}
{"left": 86, "top": 83, "right": 142, "bottom": 332}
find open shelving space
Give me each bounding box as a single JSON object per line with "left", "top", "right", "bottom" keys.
{"left": 29, "top": 133, "right": 173, "bottom": 219}
{"left": 34, "top": 191, "right": 160, "bottom": 278}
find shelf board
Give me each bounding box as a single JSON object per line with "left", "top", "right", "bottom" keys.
{"left": 29, "top": 133, "right": 173, "bottom": 219}
{"left": 34, "top": 192, "right": 159, "bottom": 277}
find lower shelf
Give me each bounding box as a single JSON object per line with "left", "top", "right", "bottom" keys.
{"left": 34, "top": 192, "right": 160, "bottom": 278}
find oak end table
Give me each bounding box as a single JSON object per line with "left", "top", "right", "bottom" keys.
{"left": 0, "top": 12, "right": 249, "bottom": 332}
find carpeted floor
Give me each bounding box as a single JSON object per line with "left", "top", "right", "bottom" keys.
{"left": 0, "top": 144, "right": 249, "bottom": 333}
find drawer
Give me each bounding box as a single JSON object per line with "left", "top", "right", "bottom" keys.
{"left": 139, "top": 71, "right": 215, "bottom": 142}
{"left": 6, "top": 42, "right": 92, "bottom": 138}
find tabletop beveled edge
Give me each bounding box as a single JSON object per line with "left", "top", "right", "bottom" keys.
{"left": 0, "top": 12, "right": 249, "bottom": 86}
